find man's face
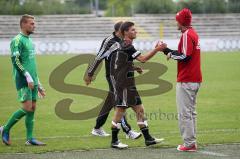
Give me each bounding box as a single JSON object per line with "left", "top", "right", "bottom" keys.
{"left": 125, "top": 26, "right": 137, "bottom": 40}
{"left": 22, "top": 18, "right": 35, "bottom": 35}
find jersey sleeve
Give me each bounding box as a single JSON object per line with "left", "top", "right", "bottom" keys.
{"left": 10, "top": 38, "right": 26, "bottom": 76}
{"left": 87, "top": 56, "right": 103, "bottom": 77}
{"left": 129, "top": 45, "right": 141, "bottom": 59}
{"left": 87, "top": 38, "right": 107, "bottom": 76}
{"left": 87, "top": 38, "right": 120, "bottom": 77}
{"left": 163, "top": 48, "right": 191, "bottom": 62}
{"left": 182, "top": 32, "right": 194, "bottom": 56}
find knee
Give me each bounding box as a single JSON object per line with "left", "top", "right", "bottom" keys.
{"left": 115, "top": 107, "right": 126, "bottom": 116}
{"left": 22, "top": 101, "right": 36, "bottom": 112}
{"left": 32, "top": 102, "right": 36, "bottom": 111}
{"left": 22, "top": 102, "right": 32, "bottom": 112}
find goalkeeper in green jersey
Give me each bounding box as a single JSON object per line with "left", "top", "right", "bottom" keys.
{"left": 0, "top": 14, "right": 46, "bottom": 146}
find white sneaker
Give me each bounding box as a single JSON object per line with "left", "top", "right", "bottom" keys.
{"left": 111, "top": 140, "right": 128, "bottom": 149}
{"left": 91, "top": 128, "right": 110, "bottom": 137}
{"left": 126, "top": 130, "right": 142, "bottom": 139}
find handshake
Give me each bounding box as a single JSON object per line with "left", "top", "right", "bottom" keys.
{"left": 155, "top": 41, "right": 167, "bottom": 52}
{"left": 154, "top": 41, "right": 171, "bottom": 60}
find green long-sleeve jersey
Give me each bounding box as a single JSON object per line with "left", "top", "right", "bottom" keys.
{"left": 10, "top": 32, "right": 38, "bottom": 90}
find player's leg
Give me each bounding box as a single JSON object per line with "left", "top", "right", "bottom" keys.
{"left": 92, "top": 92, "right": 113, "bottom": 137}
{"left": 25, "top": 100, "right": 35, "bottom": 141}
{"left": 92, "top": 77, "right": 115, "bottom": 136}
{"left": 176, "top": 82, "right": 200, "bottom": 152}
{"left": 93, "top": 113, "right": 111, "bottom": 136}
{"left": 0, "top": 87, "right": 32, "bottom": 145}
{"left": 120, "top": 114, "right": 131, "bottom": 133}
{"left": 95, "top": 112, "right": 110, "bottom": 129}
{"left": 111, "top": 107, "right": 128, "bottom": 149}
{"left": 121, "top": 114, "right": 139, "bottom": 138}
{"left": 192, "top": 83, "right": 200, "bottom": 145}
{"left": 0, "top": 107, "right": 27, "bottom": 145}
{"left": 93, "top": 92, "right": 141, "bottom": 139}
{"left": 117, "top": 87, "right": 141, "bottom": 139}
{"left": 24, "top": 86, "right": 45, "bottom": 146}
{"left": 132, "top": 104, "right": 164, "bottom": 146}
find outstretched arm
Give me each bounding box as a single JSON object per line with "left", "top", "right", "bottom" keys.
{"left": 161, "top": 33, "right": 194, "bottom": 62}
{"left": 136, "top": 42, "right": 167, "bottom": 63}
{"left": 163, "top": 48, "right": 191, "bottom": 62}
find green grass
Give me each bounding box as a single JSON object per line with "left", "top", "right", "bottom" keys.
{"left": 0, "top": 52, "right": 240, "bottom": 153}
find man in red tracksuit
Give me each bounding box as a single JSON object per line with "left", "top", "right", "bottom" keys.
{"left": 160, "top": 8, "right": 202, "bottom": 152}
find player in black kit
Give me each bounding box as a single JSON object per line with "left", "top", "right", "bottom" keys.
{"left": 110, "top": 21, "right": 167, "bottom": 149}
{"left": 85, "top": 21, "right": 141, "bottom": 139}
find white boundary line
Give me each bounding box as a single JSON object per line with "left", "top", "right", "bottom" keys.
{"left": 198, "top": 150, "right": 228, "bottom": 157}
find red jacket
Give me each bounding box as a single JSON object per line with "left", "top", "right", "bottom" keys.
{"left": 177, "top": 28, "right": 202, "bottom": 82}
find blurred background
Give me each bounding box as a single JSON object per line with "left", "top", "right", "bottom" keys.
{"left": 0, "top": 0, "right": 240, "bottom": 54}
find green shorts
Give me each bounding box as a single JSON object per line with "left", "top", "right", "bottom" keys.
{"left": 17, "top": 85, "right": 38, "bottom": 102}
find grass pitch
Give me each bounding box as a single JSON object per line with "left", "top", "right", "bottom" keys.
{"left": 0, "top": 52, "right": 240, "bottom": 154}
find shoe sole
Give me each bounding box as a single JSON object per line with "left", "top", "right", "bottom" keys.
{"left": 25, "top": 144, "right": 46, "bottom": 146}
{"left": 91, "top": 132, "right": 110, "bottom": 137}
{"left": 146, "top": 138, "right": 164, "bottom": 147}
{"left": 111, "top": 145, "right": 128, "bottom": 149}
{"left": 177, "top": 148, "right": 197, "bottom": 152}
{"left": 25, "top": 142, "right": 46, "bottom": 146}
{"left": 146, "top": 142, "right": 157, "bottom": 147}
{"left": 177, "top": 145, "right": 197, "bottom": 152}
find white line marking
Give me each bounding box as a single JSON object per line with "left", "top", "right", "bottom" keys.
{"left": 198, "top": 150, "right": 228, "bottom": 157}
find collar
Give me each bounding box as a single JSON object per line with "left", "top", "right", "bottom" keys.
{"left": 20, "top": 32, "right": 29, "bottom": 38}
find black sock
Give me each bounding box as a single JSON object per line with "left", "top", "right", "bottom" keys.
{"left": 140, "top": 126, "right": 153, "bottom": 140}
{"left": 111, "top": 127, "right": 120, "bottom": 143}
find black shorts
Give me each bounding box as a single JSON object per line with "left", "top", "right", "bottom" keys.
{"left": 115, "top": 86, "right": 142, "bottom": 107}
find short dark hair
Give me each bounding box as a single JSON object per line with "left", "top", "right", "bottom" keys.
{"left": 114, "top": 21, "right": 123, "bottom": 32}
{"left": 20, "top": 14, "right": 34, "bottom": 28}
{"left": 120, "top": 21, "right": 135, "bottom": 35}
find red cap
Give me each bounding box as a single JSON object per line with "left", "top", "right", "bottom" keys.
{"left": 176, "top": 8, "right": 192, "bottom": 26}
